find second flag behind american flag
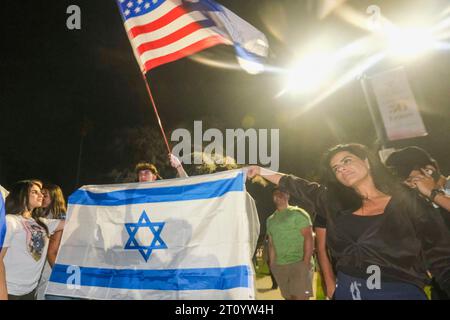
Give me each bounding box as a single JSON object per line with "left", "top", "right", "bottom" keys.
{"left": 116, "top": 0, "right": 269, "bottom": 73}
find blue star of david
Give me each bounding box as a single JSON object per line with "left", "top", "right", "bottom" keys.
{"left": 124, "top": 210, "right": 167, "bottom": 262}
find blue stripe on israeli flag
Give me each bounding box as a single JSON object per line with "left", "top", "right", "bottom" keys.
{"left": 46, "top": 169, "right": 258, "bottom": 300}
{"left": 50, "top": 264, "right": 250, "bottom": 290}
{"left": 69, "top": 173, "right": 244, "bottom": 206}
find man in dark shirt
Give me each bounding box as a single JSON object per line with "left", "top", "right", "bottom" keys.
{"left": 386, "top": 146, "right": 450, "bottom": 299}
{"left": 386, "top": 146, "right": 450, "bottom": 215}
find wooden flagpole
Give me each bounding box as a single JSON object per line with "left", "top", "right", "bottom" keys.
{"left": 141, "top": 72, "right": 172, "bottom": 155}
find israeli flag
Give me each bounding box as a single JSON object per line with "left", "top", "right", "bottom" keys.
{"left": 182, "top": 0, "right": 269, "bottom": 74}
{"left": 46, "top": 169, "right": 259, "bottom": 300}
{"left": 0, "top": 186, "right": 8, "bottom": 249}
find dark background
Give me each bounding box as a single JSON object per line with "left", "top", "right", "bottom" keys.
{"left": 1, "top": 0, "right": 449, "bottom": 235}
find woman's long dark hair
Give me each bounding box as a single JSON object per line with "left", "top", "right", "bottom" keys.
{"left": 320, "top": 143, "right": 399, "bottom": 212}
{"left": 5, "top": 180, "right": 49, "bottom": 236}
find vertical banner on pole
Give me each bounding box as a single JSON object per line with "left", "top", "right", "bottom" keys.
{"left": 367, "top": 67, "right": 428, "bottom": 141}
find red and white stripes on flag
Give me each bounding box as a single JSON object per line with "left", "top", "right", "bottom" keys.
{"left": 117, "top": 0, "right": 268, "bottom": 74}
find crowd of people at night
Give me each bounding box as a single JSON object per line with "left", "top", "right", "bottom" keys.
{"left": 1, "top": 144, "right": 449, "bottom": 300}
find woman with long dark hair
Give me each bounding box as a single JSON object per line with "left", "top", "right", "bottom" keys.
{"left": 247, "top": 143, "right": 450, "bottom": 300}
{"left": 0, "top": 180, "right": 64, "bottom": 300}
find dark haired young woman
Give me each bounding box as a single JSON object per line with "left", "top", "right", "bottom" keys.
{"left": 0, "top": 180, "right": 64, "bottom": 300}
{"left": 247, "top": 144, "right": 450, "bottom": 300}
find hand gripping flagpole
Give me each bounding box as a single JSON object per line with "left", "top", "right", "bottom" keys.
{"left": 116, "top": 0, "right": 269, "bottom": 157}
{"left": 141, "top": 72, "right": 172, "bottom": 155}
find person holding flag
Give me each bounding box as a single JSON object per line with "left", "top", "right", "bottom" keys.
{"left": 115, "top": 0, "right": 269, "bottom": 156}
{"left": 136, "top": 154, "right": 188, "bottom": 183}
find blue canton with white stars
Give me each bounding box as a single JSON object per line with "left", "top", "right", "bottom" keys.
{"left": 117, "top": 0, "right": 166, "bottom": 20}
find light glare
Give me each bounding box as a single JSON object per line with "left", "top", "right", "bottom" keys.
{"left": 386, "top": 28, "right": 436, "bottom": 59}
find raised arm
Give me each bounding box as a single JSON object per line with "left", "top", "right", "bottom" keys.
{"left": 246, "top": 166, "right": 327, "bottom": 218}
{"left": 432, "top": 193, "right": 450, "bottom": 212}
{"left": 408, "top": 169, "right": 450, "bottom": 212}
{"left": 246, "top": 166, "right": 284, "bottom": 185}
{"left": 169, "top": 154, "right": 188, "bottom": 178}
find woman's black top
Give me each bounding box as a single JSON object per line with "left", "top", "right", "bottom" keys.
{"left": 279, "top": 175, "right": 450, "bottom": 294}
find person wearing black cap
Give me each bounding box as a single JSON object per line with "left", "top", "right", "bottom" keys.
{"left": 385, "top": 146, "right": 450, "bottom": 300}
{"left": 385, "top": 146, "right": 450, "bottom": 213}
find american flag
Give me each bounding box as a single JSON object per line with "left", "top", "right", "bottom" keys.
{"left": 116, "top": 0, "right": 268, "bottom": 73}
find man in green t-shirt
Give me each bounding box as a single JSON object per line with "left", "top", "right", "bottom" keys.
{"left": 266, "top": 188, "right": 314, "bottom": 300}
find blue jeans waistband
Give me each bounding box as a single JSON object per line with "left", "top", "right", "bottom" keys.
{"left": 334, "top": 271, "right": 427, "bottom": 300}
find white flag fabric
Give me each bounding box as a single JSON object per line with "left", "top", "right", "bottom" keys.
{"left": 0, "top": 185, "right": 8, "bottom": 199}
{"left": 45, "top": 169, "right": 259, "bottom": 300}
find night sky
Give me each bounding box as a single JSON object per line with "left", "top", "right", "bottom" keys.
{"left": 1, "top": 0, "right": 449, "bottom": 230}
